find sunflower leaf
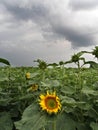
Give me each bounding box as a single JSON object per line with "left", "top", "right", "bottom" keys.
{"left": 15, "top": 103, "right": 46, "bottom": 130}
{"left": 0, "top": 58, "right": 10, "bottom": 65}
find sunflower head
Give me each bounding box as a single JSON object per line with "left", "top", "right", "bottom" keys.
{"left": 39, "top": 91, "right": 61, "bottom": 114}
{"left": 26, "top": 72, "right": 30, "bottom": 79}
{"left": 71, "top": 54, "right": 79, "bottom": 63}
{"left": 27, "top": 84, "right": 38, "bottom": 92}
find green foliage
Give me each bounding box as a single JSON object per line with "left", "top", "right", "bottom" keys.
{"left": 0, "top": 66, "right": 98, "bottom": 130}
{"left": 84, "top": 61, "right": 98, "bottom": 68}
{"left": 92, "top": 46, "right": 98, "bottom": 59}
{"left": 64, "top": 47, "right": 98, "bottom": 68}
{"left": 0, "top": 46, "right": 98, "bottom": 130}
{"left": 0, "top": 112, "right": 13, "bottom": 130}
{"left": 34, "top": 59, "right": 47, "bottom": 69}
{"left": 90, "top": 122, "right": 98, "bottom": 130}
{"left": 15, "top": 103, "right": 46, "bottom": 130}
{"left": 15, "top": 102, "right": 77, "bottom": 130}
{"left": 65, "top": 51, "right": 87, "bottom": 68}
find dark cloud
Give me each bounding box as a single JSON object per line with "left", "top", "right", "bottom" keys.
{"left": 2, "top": 1, "right": 49, "bottom": 25}
{"left": 50, "top": 23, "right": 95, "bottom": 47}
{"left": 1, "top": 0, "right": 96, "bottom": 48}
{"left": 0, "top": 43, "right": 39, "bottom": 66}
{"left": 0, "top": 40, "right": 72, "bottom": 66}
{"left": 0, "top": 0, "right": 98, "bottom": 67}
{"left": 69, "top": 0, "right": 98, "bottom": 10}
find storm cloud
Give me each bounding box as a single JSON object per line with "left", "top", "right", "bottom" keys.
{"left": 0, "top": 0, "right": 98, "bottom": 66}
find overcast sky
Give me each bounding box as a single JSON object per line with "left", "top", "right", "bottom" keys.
{"left": 0, "top": 0, "right": 98, "bottom": 66}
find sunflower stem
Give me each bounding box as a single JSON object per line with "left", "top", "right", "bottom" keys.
{"left": 53, "top": 120, "right": 56, "bottom": 130}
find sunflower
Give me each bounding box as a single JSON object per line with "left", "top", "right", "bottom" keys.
{"left": 27, "top": 84, "right": 38, "bottom": 92}
{"left": 26, "top": 72, "right": 30, "bottom": 79}
{"left": 39, "top": 91, "right": 61, "bottom": 114}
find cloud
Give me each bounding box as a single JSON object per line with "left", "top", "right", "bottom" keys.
{"left": 49, "top": 20, "right": 95, "bottom": 47}
{"left": 69, "top": 0, "right": 98, "bottom": 10}
{"left": 1, "top": 0, "right": 49, "bottom": 24}
{"left": 0, "top": 0, "right": 98, "bottom": 66}
{"left": 0, "top": 39, "right": 72, "bottom": 66}
{"left": 1, "top": 0, "right": 96, "bottom": 48}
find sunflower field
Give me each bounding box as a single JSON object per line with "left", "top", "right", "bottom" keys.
{"left": 0, "top": 46, "right": 98, "bottom": 130}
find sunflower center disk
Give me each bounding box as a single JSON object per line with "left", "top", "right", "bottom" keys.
{"left": 45, "top": 97, "right": 57, "bottom": 109}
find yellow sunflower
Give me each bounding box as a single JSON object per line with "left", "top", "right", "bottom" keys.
{"left": 39, "top": 91, "right": 61, "bottom": 114}
{"left": 26, "top": 72, "right": 30, "bottom": 79}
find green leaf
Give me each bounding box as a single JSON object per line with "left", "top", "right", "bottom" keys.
{"left": 64, "top": 60, "right": 73, "bottom": 64}
{"left": 61, "top": 95, "right": 76, "bottom": 105}
{"left": 48, "top": 63, "right": 58, "bottom": 67}
{"left": 81, "top": 87, "right": 97, "bottom": 96}
{"left": 84, "top": 61, "right": 98, "bottom": 68}
{"left": 0, "top": 112, "right": 13, "bottom": 130}
{"left": 0, "top": 98, "right": 12, "bottom": 106}
{"left": 0, "top": 58, "right": 10, "bottom": 65}
{"left": 41, "top": 79, "right": 60, "bottom": 89}
{"left": 90, "top": 122, "right": 98, "bottom": 130}
{"left": 76, "top": 51, "right": 90, "bottom": 57}
{"left": 15, "top": 103, "right": 46, "bottom": 130}
{"left": 60, "top": 86, "right": 75, "bottom": 95}
{"left": 76, "top": 122, "right": 91, "bottom": 130}
{"left": 46, "top": 113, "right": 76, "bottom": 130}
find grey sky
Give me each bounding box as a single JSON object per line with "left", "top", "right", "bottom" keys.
{"left": 0, "top": 0, "right": 98, "bottom": 66}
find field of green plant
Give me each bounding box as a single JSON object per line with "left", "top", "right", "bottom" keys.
{"left": 0, "top": 46, "right": 98, "bottom": 130}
